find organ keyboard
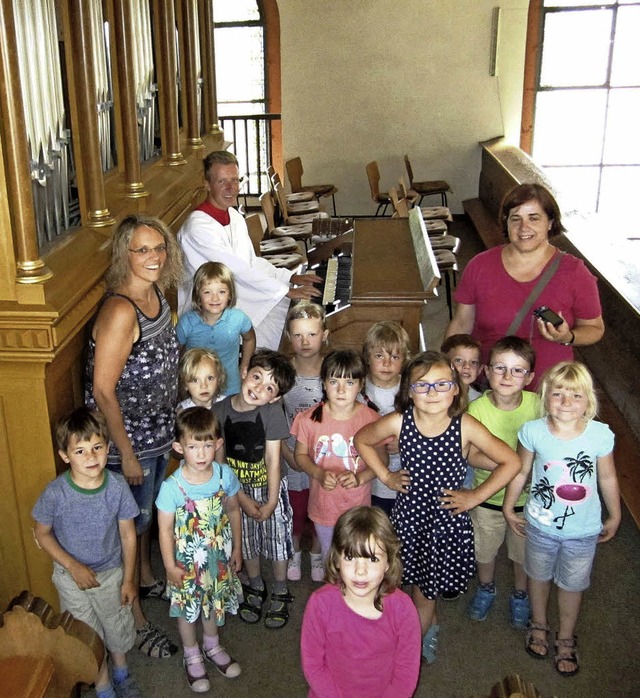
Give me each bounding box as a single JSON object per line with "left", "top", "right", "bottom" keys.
{"left": 297, "top": 210, "right": 439, "bottom": 352}
{"left": 310, "top": 254, "right": 353, "bottom": 310}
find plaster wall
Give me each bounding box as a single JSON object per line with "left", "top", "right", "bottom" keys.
{"left": 278, "top": 0, "right": 529, "bottom": 215}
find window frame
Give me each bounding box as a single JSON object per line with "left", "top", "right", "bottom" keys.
{"left": 521, "top": 0, "right": 640, "bottom": 213}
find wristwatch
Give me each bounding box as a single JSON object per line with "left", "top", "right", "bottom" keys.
{"left": 562, "top": 330, "right": 575, "bottom": 346}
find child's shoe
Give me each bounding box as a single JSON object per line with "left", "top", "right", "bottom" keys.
{"left": 421, "top": 624, "right": 440, "bottom": 664}
{"left": 441, "top": 590, "right": 460, "bottom": 601}
{"left": 310, "top": 552, "right": 324, "bottom": 583}
{"left": 203, "top": 644, "right": 241, "bottom": 678}
{"left": 183, "top": 650, "right": 210, "bottom": 693}
{"left": 287, "top": 551, "right": 302, "bottom": 581}
{"left": 509, "top": 591, "right": 531, "bottom": 630}
{"left": 467, "top": 584, "right": 496, "bottom": 621}
{"left": 114, "top": 674, "right": 143, "bottom": 698}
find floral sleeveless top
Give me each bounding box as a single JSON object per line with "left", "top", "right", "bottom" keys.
{"left": 85, "top": 286, "right": 179, "bottom": 464}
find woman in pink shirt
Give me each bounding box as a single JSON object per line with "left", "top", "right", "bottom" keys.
{"left": 445, "top": 183, "right": 604, "bottom": 388}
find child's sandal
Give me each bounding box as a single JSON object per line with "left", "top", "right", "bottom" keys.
{"left": 264, "top": 590, "right": 294, "bottom": 630}
{"left": 525, "top": 622, "right": 550, "bottom": 659}
{"left": 554, "top": 635, "right": 579, "bottom": 677}
{"left": 421, "top": 624, "right": 440, "bottom": 664}
{"left": 136, "top": 621, "right": 178, "bottom": 658}
{"left": 139, "top": 578, "right": 168, "bottom": 601}
{"left": 183, "top": 651, "right": 210, "bottom": 693}
{"left": 239, "top": 585, "right": 267, "bottom": 624}
{"left": 203, "top": 645, "right": 241, "bottom": 678}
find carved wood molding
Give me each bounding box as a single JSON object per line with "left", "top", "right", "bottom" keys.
{"left": 1, "top": 590, "right": 104, "bottom": 695}
{"left": 0, "top": 283, "right": 104, "bottom": 361}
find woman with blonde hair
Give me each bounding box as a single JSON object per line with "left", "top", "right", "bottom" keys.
{"left": 86, "top": 214, "right": 183, "bottom": 659}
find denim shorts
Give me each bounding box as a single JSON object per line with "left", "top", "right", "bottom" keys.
{"left": 109, "top": 452, "right": 169, "bottom": 534}
{"left": 524, "top": 523, "right": 598, "bottom": 592}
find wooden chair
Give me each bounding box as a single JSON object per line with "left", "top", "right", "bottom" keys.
{"left": 274, "top": 181, "right": 329, "bottom": 226}
{"left": 390, "top": 187, "right": 459, "bottom": 250}
{"left": 245, "top": 213, "right": 304, "bottom": 270}
{"left": 398, "top": 176, "right": 452, "bottom": 221}
{"left": 476, "top": 674, "right": 548, "bottom": 698}
{"left": 268, "top": 166, "right": 316, "bottom": 204}
{"left": 366, "top": 161, "right": 392, "bottom": 216}
{"left": 259, "top": 192, "right": 313, "bottom": 250}
{"left": 271, "top": 172, "right": 321, "bottom": 215}
{"left": 285, "top": 156, "right": 338, "bottom": 215}
{"left": 404, "top": 153, "right": 451, "bottom": 206}
{"left": 272, "top": 173, "right": 317, "bottom": 204}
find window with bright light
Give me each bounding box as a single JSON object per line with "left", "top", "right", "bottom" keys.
{"left": 213, "top": 0, "right": 265, "bottom": 117}
{"left": 533, "top": 0, "right": 640, "bottom": 215}
{"left": 213, "top": 0, "right": 270, "bottom": 193}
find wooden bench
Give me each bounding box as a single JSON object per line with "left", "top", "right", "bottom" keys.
{"left": 462, "top": 196, "right": 503, "bottom": 249}
{"left": 463, "top": 136, "right": 558, "bottom": 250}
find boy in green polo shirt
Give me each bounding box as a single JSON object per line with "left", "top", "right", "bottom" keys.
{"left": 466, "top": 336, "right": 540, "bottom": 629}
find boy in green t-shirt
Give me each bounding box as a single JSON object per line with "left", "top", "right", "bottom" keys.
{"left": 466, "top": 336, "right": 540, "bottom": 629}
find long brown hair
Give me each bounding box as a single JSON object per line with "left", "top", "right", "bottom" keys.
{"left": 325, "top": 506, "right": 403, "bottom": 612}
{"left": 106, "top": 214, "right": 183, "bottom": 291}
{"left": 395, "top": 350, "right": 467, "bottom": 416}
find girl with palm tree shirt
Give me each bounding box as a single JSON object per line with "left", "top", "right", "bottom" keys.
{"left": 503, "top": 361, "right": 621, "bottom": 678}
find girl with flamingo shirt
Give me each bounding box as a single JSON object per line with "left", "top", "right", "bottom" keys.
{"left": 503, "top": 361, "right": 621, "bottom": 678}
{"left": 291, "top": 350, "right": 385, "bottom": 561}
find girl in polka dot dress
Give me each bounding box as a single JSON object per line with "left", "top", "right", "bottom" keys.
{"left": 355, "top": 351, "right": 520, "bottom": 664}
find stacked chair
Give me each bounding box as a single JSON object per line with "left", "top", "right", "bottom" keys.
{"left": 274, "top": 181, "right": 329, "bottom": 227}
{"left": 245, "top": 213, "right": 304, "bottom": 270}
{"left": 267, "top": 165, "right": 316, "bottom": 205}
{"left": 259, "top": 190, "right": 313, "bottom": 252}
{"left": 285, "top": 156, "right": 338, "bottom": 216}
{"left": 389, "top": 185, "right": 459, "bottom": 319}
{"left": 398, "top": 177, "right": 452, "bottom": 224}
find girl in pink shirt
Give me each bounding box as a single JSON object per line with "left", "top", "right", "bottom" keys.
{"left": 301, "top": 506, "right": 421, "bottom": 697}
{"left": 291, "top": 350, "right": 385, "bottom": 560}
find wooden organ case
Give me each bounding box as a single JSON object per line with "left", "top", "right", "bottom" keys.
{"left": 0, "top": 0, "right": 228, "bottom": 609}
{"left": 305, "top": 210, "right": 440, "bottom": 353}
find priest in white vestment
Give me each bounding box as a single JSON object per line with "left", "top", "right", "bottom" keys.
{"left": 177, "top": 151, "right": 321, "bottom": 349}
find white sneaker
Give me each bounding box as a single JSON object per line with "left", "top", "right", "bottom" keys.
{"left": 310, "top": 553, "right": 324, "bottom": 583}
{"left": 287, "top": 551, "right": 302, "bottom": 581}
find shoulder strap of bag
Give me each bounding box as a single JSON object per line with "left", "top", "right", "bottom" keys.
{"left": 506, "top": 250, "right": 565, "bottom": 336}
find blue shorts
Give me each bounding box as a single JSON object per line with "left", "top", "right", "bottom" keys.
{"left": 109, "top": 453, "right": 169, "bottom": 534}
{"left": 524, "top": 523, "right": 598, "bottom": 592}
